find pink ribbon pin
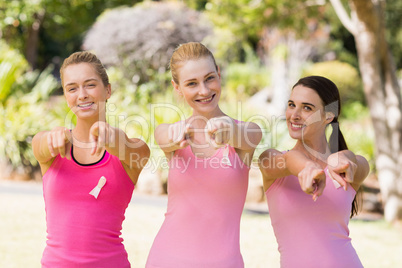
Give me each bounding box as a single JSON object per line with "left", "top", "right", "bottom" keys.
{"left": 89, "top": 176, "right": 107, "bottom": 199}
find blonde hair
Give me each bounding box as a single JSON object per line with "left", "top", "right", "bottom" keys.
{"left": 169, "top": 42, "right": 218, "bottom": 84}
{"left": 60, "top": 51, "right": 109, "bottom": 88}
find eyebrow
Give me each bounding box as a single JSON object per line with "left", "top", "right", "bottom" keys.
{"left": 288, "top": 100, "right": 316, "bottom": 107}
{"left": 64, "top": 78, "right": 99, "bottom": 88}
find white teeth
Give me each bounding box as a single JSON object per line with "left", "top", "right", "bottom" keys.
{"left": 78, "top": 103, "right": 93, "bottom": 107}
{"left": 291, "top": 123, "right": 303, "bottom": 128}
{"left": 199, "top": 96, "right": 213, "bottom": 102}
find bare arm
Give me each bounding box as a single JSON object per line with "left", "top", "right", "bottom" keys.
{"left": 259, "top": 149, "right": 326, "bottom": 200}
{"left": 206, "top": 117, "right": 262, "bottom": 151}
{"left": 258, "top": 149, "right": 289, "bottom": 191}
{"left": 230, "top": 120, "right": 262, "bottom": 151}
{"left": 284, "top": 150, "right": 326, "bottom": 200}
{"left": 89, "top": 122, "right": 150, "bottom": 184}
{"left": 32, "top": 127, "right": 72, "bottom": 174}
{"left": 154, "top": 122, "right": 193, "bottom": 159}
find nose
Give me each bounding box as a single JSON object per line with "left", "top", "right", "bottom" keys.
{"left": 291, "top": 108, "right": 301, "bottom": 121}
{"left": 78, "top": 87, "right": 88, "bottom": 100}
{"left": 199, "top": 82, "right": 210, "bottom": 96}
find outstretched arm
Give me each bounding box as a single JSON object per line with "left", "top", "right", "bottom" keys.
{"left": 259, "top": 149, "right": 288, "bottom": 191}
{"left": 284, "top": 150, "right": 326, "bottom": 201}
{"left": 259, "top": 149, "right": 326, "bottom": 201}
{"left": 89, "top": 121, "right": 150, "bottom": 184}
{"left": 32, "top": 127, "right": 72, "bottom": 174}
{"left": 205, "top": 117, "right": 262, "bottom": 151}
{"left": 154, "top": 122, "right": 193, "bottom": 159}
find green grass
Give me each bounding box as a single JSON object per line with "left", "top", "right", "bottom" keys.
{"left": 0, "top": 182, "right": 401, "bottom": 268}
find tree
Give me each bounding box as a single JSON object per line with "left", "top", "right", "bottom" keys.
{"left": 0, "top": 0, "right": 140, "bottom": 70}
{"left": 330, "top": 0, "right": 402, "bottom": 222}
{"left": 83, "top": 1, "right": 212, "bottom": 85}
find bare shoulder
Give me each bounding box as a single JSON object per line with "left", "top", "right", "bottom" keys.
{"left": 126, "top": 138, "right": 150, "bottom": 160}
{"left": 121, "top": 138, "right": 150, "bottom": 185}
{"left": 258, "top": 149, "right": 287, "bottom": 179}
{"left": 351, "top": 154, "right": 370, "bottom": 190}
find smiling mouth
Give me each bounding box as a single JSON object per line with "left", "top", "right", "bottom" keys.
{"left": 77, "top": 102, "right": 94, "bottom": 108}
{"left": 291, "top": 123, "right": 305, "bottom": 129}
{"left": 196, "top": 94, "right": 215, "bottom": 103}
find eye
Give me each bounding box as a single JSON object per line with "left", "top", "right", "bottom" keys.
{"left": 288, "top": 102, "right": 295, "bottom": 108}
{"left": 303, "top": 106, "right": 313, "bottom": 111}
{"left": 67, "top": 87, "right": 76, "bottom": 92}
{"left": 186, "top": 82, "right": 197, "bottom": 87}
{"left": 206, "top": 75, "right": 215, "bottom": 81}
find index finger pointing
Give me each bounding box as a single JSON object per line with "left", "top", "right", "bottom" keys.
{"left": 47, "top": 134, "right": 56, "bottom": 157}
{"left": 328, "top": 169, "right": 347, "bottom": 190}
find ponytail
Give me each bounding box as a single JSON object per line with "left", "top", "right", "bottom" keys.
{"left": 329, "top": 119, "right": 360, "bottom": 218}
{"left": 328, "top": 119, "right": 348, "bottom": 153}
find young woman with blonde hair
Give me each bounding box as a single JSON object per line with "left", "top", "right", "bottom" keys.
{"left": 33, "top": 51, "right": 149, "bottom": 267}
{"left": 146, "top": 42, "right": 262, "bottom": 268}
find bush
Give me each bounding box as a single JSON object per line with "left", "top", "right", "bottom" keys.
{"left": 302, "top": 60, "right": 365, "bottom": 106}
{"left": 0, "top": 65, "right": 64, "bottom": 169}
{"left": 0, "top": 40, "right": 28, "bottom": 103}
{"left": 83, "top": 1, "right": 212, "bottom": 88}
{"left": 223, "top": 61, "right": 270, "bottom": 100}
{"left": 0, "top": 41, "right": 65, "bottom": 172}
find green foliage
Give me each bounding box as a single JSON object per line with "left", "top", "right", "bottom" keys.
{"left": 107, "top": 66, "right": 178, "bottom": 138}
{"left": 0, "top": 66, "right": 64, "bottom": 167}
{"left": 0, "top": 41, "right": 29, "bottom": 104}
{"left": 106, "top": 66, "right": 186, "bottom": 178}
{"left": 302, "top": 60, "right": 365, "bottom": 106}
{"left": 223, "top": 62, "right": 270, "bottom": 99}
{"left": 203, "top": 0, "right": 324, "bottom": 62}
{"left": 84, "top": 1, "right": 212, "bottom": 87}
{"left": 0, "top": 0, "right": 140, "bottom": 69}
{"left": 341, "top": 118, "right": 375, "bottom": 171}
{"left": 221, "top": 46, "right": 270, "bottom": 100}
{"left": 385, "top": 0, "right": 402, "bottom": 69}
{"left": 341, "top": 101, "right": 370, "bottom": 120}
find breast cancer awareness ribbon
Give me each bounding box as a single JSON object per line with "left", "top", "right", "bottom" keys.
{"left": 89, "top": 176, "right": 107, "bottom": 199}
{"left": 221, "top": 144, "right": 232, "bottom": 166}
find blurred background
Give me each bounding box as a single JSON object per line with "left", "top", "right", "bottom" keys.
{"left": 1, "top": 0, "right": 402, "bottom": 267}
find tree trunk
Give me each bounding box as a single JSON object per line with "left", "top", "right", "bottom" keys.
{"left": 262, "top": 29, "right": 316, "bottom": 116}
{"left": 25, "top": 11, "right": 45, "bottom": 70}
{"left": 331, "top": 0, "right": 402, "bottom": 222}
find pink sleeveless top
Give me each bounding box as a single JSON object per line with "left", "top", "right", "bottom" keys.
{"left": 146, "top": 144, "right": 249, "bottom": 268}
{"left": 41, "top": 147, "right": 134, "bottom": 268}
{"left": 265, "top": 167, "right": 363, "bottom": 268}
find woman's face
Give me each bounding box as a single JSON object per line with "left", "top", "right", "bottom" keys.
{"left": 285, "top": 85, "right": 332, "bottom": 141}
{"left": 62, "top": 63, "right": 111, "bottom": 119}
{"left": 172, "top": 56, "right": 221, "bottom": 116}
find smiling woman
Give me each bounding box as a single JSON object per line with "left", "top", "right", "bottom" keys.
{"left": 62, "top": 63, "right": 111, "bottom": 118}
{"left": 146, "top": 42, "right": 262, "bottom": 268}
{"left": 31, "top": 51, "right": 150, "bottom": 267}
{"left": 259, "top": 75, "right": 370, "bottom": 268}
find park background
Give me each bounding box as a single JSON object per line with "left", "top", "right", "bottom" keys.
{"left": 1, "top": 0, "right": 402, "bottom": 267}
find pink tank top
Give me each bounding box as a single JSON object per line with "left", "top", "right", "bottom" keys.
{"left": 41, "top": 147, "right": 134, "bottom": 268}
{"left": 146, "top": 144, "right": 249, "bottom": 268}
{"left": 265, "top": 167, "right": 363, "bottom": 268}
